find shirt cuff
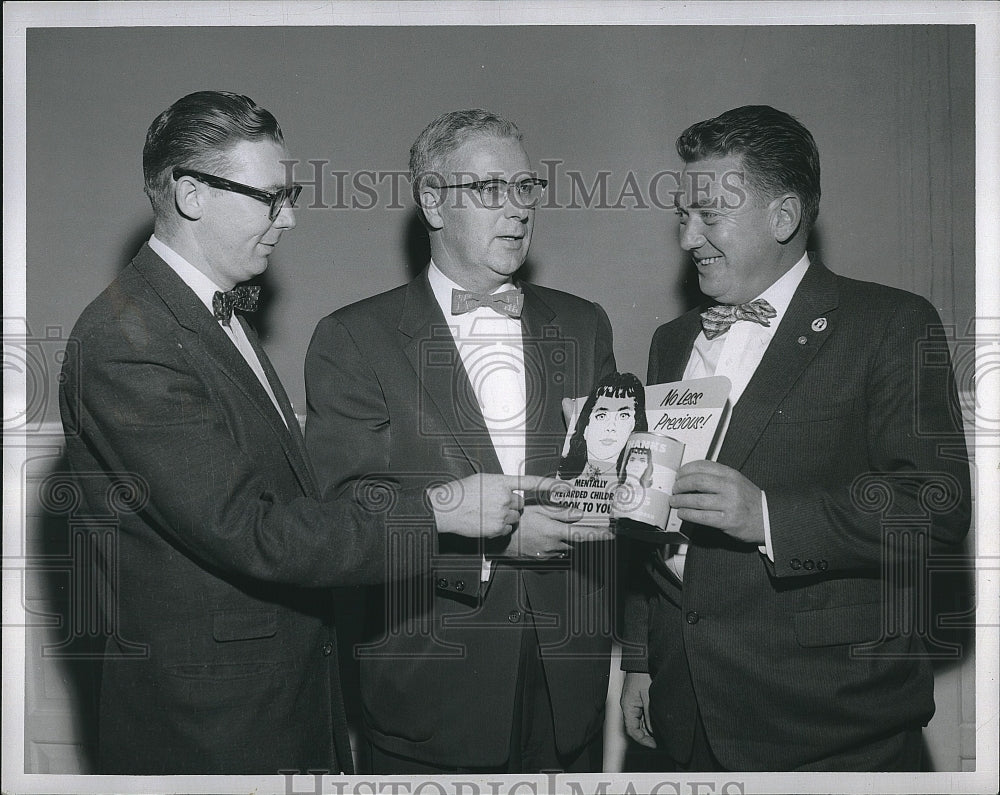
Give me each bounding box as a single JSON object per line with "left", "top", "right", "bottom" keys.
{"left": 480, "top": 555, "right": 492, "bottom": 582}
{"left": 757, "top": 490, "right": 774, "bottom": 562}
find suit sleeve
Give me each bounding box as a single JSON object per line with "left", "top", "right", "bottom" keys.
{"left": 304, "top": 313, "right": 454, "bottom": 571}
{"left": 765, "top": 295, "right": 971, "bottom": 577}
{"left": 59, "top": 317, "right": 432, "bottom": 589}
{"left": 304, "top": 314, "right": 402, "bottom": 500}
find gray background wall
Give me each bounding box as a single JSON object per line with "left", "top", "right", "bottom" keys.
{"left": 13, "top": 19, "right": 983, "bottom": 778}
{"left": 26, "top": 25, "right": 975, "bottom": 419}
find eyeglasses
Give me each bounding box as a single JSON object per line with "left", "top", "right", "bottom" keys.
{"left": 172, "top": 167, "right": 303, "bottom": 221}
{"left": 440, "top": 178, "right": 548, "bottom": 209}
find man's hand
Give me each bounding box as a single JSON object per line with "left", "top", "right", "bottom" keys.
{"left": 499, "top": 505, "right": 580, "bottom": 558}
{"left": 669, "top": 460, "right": 765, "bottom": 545}
{"left": 621, "top": 671, "right": 657, "bottom": 748}
{"left": 428, "top": 474, "right": 563, "bottom": 539}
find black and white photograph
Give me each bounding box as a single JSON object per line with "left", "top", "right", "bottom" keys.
{"left": 3, "top": 2, "right": 997, "bottom": 794}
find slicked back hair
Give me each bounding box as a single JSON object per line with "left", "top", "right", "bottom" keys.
{"left": 676, "top": 105, "right": 821, "bottom": 232}
{"left": 143, "top": 91, "right": 284, "bottom": 218}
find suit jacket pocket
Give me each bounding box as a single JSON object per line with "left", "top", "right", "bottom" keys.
{"left": 793, "top": 601, "right": 883, "bottom": 647}
{"left": 212, "top": 609, "right": 279, "bottom": 642}
{"left": 160, "top": 661, "right": 281, "bottom": 710}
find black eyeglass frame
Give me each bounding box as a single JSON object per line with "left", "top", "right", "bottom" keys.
{"left": 172, "top": 167, "right": 303, "bottom": 220}
{"left": 438, "top": 177, "right": 549, "bottom": 208}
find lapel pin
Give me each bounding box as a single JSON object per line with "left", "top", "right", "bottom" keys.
{"left": 811, "top": 317, "right": 828, "bottom": 332}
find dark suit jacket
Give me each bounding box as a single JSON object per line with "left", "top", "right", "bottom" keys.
{"left": 623, "top": 260, "right": 971, "bottom": 770}
{"left": 304, "top": 270, "right": 616, "bottom": 768}
{"left": 58, "top": 244, "right": 431, "bottom": 775}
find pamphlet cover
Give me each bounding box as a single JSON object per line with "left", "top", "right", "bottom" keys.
{"left": 553, "top": 373, "right": 731, "bottom": 541}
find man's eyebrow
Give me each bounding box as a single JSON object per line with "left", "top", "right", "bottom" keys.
{"left": 674, "top": 198, "right": 721, "bottom": 211}
{"left": 690, "top": 196, "right": 721, "bottom": 209}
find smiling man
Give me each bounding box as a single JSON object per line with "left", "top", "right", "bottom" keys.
{"left": 305, "top": 109, "right": 617, "bottom": 773}
{"left": 58, "top": 92, "right": 528, "bottom": 775}
{"left": 620, "top": 105, "right": 971, "bottom": 771}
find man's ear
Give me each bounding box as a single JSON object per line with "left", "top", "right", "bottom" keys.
{"left": 419, "top": 187, "right": 445, "bottom": 230}
{"left": 770, "top": 194, "right": 801, "bottom": 244}
{"left": 174, "top": 174, "right": 205, "bottom": 220}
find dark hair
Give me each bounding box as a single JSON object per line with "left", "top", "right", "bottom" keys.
{"left": 142, "top": 91, "right": 284, "bottom": 216}
{"left": 557, "top": 372, "right": 647, "bottom": 481}
{"left": 676, "top": 105, "right": 820, "bottom": 232}
{"left": 409, "top": 108, "right": 523, "bottom": 205}
{"left": 618, "top": 445, "right": 654, "bottom": 488}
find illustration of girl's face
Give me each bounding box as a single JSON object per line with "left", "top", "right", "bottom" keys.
{"left": 624, "top": 448, "right": 650, "bottom": 476}
{"left": 583, "top": 394, "right": 636, "bottom": 462}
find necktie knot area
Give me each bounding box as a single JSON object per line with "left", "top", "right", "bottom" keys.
{"left": 213, "top": 285, "right": 261, "bottom": 325}
{"left": 451, "top": 288, "right": 524, "bottom": 319}
{"left": 700, "top": 298, "right": 776, "bottom": 340}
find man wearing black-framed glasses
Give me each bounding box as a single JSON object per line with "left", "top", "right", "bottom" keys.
{"left": 171, "top": 166, "right": 303, "bottom": 222}
{"left": 58, "top": 91, "right": 539, "bottom": 776}
{"left": 305, "top": 109, "right": 617, "bottom": 774}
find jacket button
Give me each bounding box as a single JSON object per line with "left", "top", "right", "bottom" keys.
{"left": 321, "top": 641, "right": 334, "bottom": 656}
{"left": 455, "top": 579, "right": 466, "bottom": 592}
{"left": 685, "top": 611, "right": 700, "bottom": 625}
{"left": 436, "top": 578, "right": 449, "bottom": 589}
{"left": 507, "top": 610, "right": 522, "bottom": 624}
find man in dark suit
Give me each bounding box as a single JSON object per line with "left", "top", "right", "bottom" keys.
{"left": 305, "top": 109, "right": 617, "bottom": 773}
{"left": 620, "top": 105, "right": 971, "bottom": 771}
{"left": 58, "top": 91, "right": 538, "bottom": 775}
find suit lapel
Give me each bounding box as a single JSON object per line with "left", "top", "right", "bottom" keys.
{"left": 131, "top": 245, "right": 315, "bottom": 492}
{"left": 239, "top": 316, "right": 317, "bottom": 494}
{"left": 518, "top": 284, "right": 568, "bottom": 477}
{"left": 398, "top": 271, "right": 502, "bottom": 473}
{"left": 716, "top": 260, "right": 840, "bottom": 470}
{"left": 652, "top": 311, "right": 702, "bottom": 384}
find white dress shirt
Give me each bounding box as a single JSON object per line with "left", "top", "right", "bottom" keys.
{"left": 148, "top": 235, "right": 287, "bottom": 426}
{"left": 667, "top": 253, "right": 810, "bottom": 579}
{"left": 427, "top": 262, "right": 528, "bottom": 579}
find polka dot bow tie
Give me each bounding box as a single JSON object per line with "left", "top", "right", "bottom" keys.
{"left": 213, "top": 286, "right": 261, "bottom": 326}
{"left": 451, "top": 288, "right": 524, "bottom": 319}
{"left": 700, "top": 298, "right": 777, "bottom": 340}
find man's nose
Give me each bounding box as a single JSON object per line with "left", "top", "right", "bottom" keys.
{"left": 679, "top": 218, "right": 704, "bottom": 250}
{"left": 274, "top": 202, "right": 297, "bottom": 230}
{"left": 503, "top": 191, "right": 530, "bottom": 221}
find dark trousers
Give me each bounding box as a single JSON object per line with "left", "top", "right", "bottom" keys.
{"left": 367, "top": 622, "right": 603, "bottom": 775}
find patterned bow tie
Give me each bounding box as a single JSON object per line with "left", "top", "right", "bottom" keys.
{"left": 213, "top": 285, "right": 261, "bottom": 326}
{"left": 700, "top": 298, "right": 777, "bottom": 340}
{"left": 451, "top": 288, "right": 524, "bottom": 319}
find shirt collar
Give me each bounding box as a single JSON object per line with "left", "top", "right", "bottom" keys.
{"left": 751, "top": 252, "right": 810, "bottom": 334}
{"left": 148, "top": 234, "right": 226, "bottom": 315}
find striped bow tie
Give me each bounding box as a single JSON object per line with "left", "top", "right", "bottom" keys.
{"left": 213, "top": 285, "right": 261, "bottom": 325}
{"left": 700, "top": 299, "right": 777, "bottom": 340}
{"left": 451, "top": 288, "right": 524, "bottom": 318}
